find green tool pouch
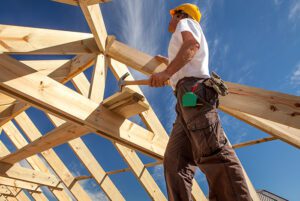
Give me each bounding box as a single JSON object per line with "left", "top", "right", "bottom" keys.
{"left": 203, "top": 71, "right": 229, "bottom": 96}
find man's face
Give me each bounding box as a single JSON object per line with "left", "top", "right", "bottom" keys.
{"left": 168, "top": 12, "right": 185, "bottom": 33}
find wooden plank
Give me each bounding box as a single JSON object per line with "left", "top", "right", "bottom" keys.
{"left": 0, "top": 177, "right": 40, "bottom": 192}
{"left": 107, "top": 41, "right": 300, "bottom": 129}
{"left": 0, "top": 24, "right": 99, "bottom": 54}
{"left": 102, "top": 88, "right": 149, "bottom": 118}
{"left": 107, "top": 40, "right": 166, "bottom": 75}
{"left": 2, "top": 121, "right": 73, "bottom": 201}
{"left": 0, "top": 55, "right": 166, "bottom": 161}
{"left": 0, "top": 54, "right": 96, "bottom": 126}
{"left": 0, "top": 142, "right": 51, "bottom": 201}
{"left": 0, "top": 186, "right": 11, "bottom": 196}
{"left": 6, "top": 187, "right": 31, "bottom": 201}
{"left": 72, "top": 73, "right": 91, "bottom": 97}
{"left": 232, "top": 137, "right": 277, "bottom": 149}
{"left": 0, "top": 162, "right": 61, "bottom": 188}
{"left": 109, "top": 59, "right": 169, "bottom": 141}
{"left": 221, "top": 106, "right": 300, "bottom": 149}
{"left": 89, "top": 54, "right": 107, "bottom": 103}
{"left": 46, "top": 114, "right": 126, "bottom": 201}
{"left": 13, "top": 112, "right": 92, "bottom": 201}
{"left": 220, "top": 82, "right": 300, "bottom": 129}
{"left": 114, "top": 143, "right": 167, "bottom": 201}
{"left": 79, "top": 2, "right": 107, "bottom": 52}
{"left": 53, "top": 0, "right": 111, "bottom": 6}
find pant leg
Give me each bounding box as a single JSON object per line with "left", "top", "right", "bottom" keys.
{"left": 176, "top": 80, "right": 252, "bottom": 201}
{"left": 164, "top": 115, "right": 196, "bottom": 201}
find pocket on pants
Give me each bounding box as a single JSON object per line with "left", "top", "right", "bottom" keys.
{"left": 187, "top": 112, "right": 227, "bottom": 157}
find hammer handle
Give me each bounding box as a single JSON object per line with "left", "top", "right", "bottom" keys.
{"left": 123, "top": 80, "right": 150, "bottom": 86}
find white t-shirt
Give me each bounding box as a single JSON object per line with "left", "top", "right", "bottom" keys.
{"left": 168, "top": 18, "right": 210, "bottom": 89}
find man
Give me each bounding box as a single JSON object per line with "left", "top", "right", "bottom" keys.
{"left": 150, "top": 3, "right": 252, "bottom": 201}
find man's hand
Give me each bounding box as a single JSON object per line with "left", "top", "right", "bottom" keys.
{"left": 150, "top": 71, "right": 171, "bottom": 87}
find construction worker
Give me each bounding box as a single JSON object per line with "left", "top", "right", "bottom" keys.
{"left": 150, "top": 3, "right": 253, "bottom": 201}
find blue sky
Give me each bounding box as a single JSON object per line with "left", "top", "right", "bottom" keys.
{"left": 0, "top": 0, "right": 300, "bottom": 200}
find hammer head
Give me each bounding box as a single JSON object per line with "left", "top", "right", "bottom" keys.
{"left": 118, "top": 72, "right": 130, "bottom": 91}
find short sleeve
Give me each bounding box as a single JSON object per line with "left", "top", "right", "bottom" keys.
{"left": 176, "top": 18, "right": 202, "bottom": 45}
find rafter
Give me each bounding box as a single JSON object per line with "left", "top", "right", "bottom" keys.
{"left": 32, "top": 113, "right": 125, "bottom": 201}
{"left": 221, "top": 106, "right": 300, "bottom": 149}
{"left": 0, "top": 24, "right": 99, "bottom": 54}
{"left": 0, "top": 54, "right": 96, "bottom": 126}
{"left": 0, "top": 55, "right": 166, "bottom": 161}
{"left": 232, "top": 137, "right": 277, "bottom": 149}
{"left": 2, "top": 121, "right": 76, "bottom": 201}
{"left": 0, "top": 177, "right": 41, "bottom": 192}
{"left": 79, "top": 1, "right": 107, "bottom": 52}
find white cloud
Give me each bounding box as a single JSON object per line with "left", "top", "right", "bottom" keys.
{"left": 290, "top": 62, "right": 300, "bottom": 85}
{"left": 289, "top": 1, "right": 300, "bottom": 21}
{"left": 273, "top": 0, "right": 283, "bottom": 6}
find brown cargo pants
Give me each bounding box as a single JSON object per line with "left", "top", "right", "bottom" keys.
{"left": 164, "top": 77, "right": 252, "bottom": 201}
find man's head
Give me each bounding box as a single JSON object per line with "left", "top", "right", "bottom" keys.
{"left": 168, "top": 3, "right": 201, "bottom": 33}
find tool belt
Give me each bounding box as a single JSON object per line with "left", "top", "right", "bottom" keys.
{"left": 203, "top": 71, "right": 228, "bottom": 96}
{"left": 180, "top": 72, "right": 228, "bottom": 108}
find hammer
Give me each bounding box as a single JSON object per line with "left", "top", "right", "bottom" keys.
{"left": 118, "top": 72, "right": 169, "bottom": 91}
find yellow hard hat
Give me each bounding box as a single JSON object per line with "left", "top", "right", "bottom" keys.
{"left": 170, "top": 3, "right": 201, "bottom": 23}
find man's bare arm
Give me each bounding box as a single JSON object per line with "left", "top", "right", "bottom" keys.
{"left": 165, "top": 31, "right": 200, "bottom": 77}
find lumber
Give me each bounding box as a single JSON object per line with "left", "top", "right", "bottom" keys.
{"left": 221, "top": 106, "right": 300, "bottom": 149}
{"left": 89, "top": 54, "right": 107, "bottom": 103}
{"left": 106, "top": 40, "right": 300, "bottom": 129}
{"left": 0, "top": 162, "right": 61, "bottom": 188}
{"left": 0, "top": 54, "right": 96, "bottom": 126}
{"left": 53, "top": 0, "right": 111, "bottom": 6}
{"left": 232, "top": 137, "right": 277, "bottom": 149}
{"left": 46, "top": 114, "right": 125, "bottom": 201}
{"left": 0, "top": 177, "right": 40, "bottom": 192}
{"left": 0, "top": 187, "right": 11, "bottom": 196}
{"left": 13, "top": 113, "right": 92, "bottom": 201}
{"left": 72, "top": 73, "right": 91, "bottom": 97}
{"left": 0, "top": 142, "right": 52, "bottom": 201}
{"left": 79, "top": 2, "right": 107, "bottom": 52}
{"left": 5, "top": 186, "right": 31, "bottom": 201}
{"left": 0, "top": 55, "right": 166, "bottom": 160}
{"left": 0, "top": 24, "right": 99, "bottom": 54}
{"left": 2, "top": 121, "right": 74, "bottom": 201}
{"left": 114, "top": 143, "right": 167, "bottom": 201}
{"left": 102, "top": 88, "right": 149, "bottom": 118}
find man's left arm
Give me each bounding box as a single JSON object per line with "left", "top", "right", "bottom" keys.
{"left": 150, "top": 31, "right": 200, "bottom": 87}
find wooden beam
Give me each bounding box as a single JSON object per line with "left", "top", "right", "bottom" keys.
{"left": 232, "top": 137, "right": 277, "bottom": 149}
{"left": 0, "top": 24, "right": 99, "bottom": 54}
{"left": 221, "top": 106, "right": 300, "bottom": 149}
{"left": 0, "top": 186, "right": 11, "bottom": 196}
{"left": 2, "top": 121, "right": 74, "bottom": 201}
{"left": 72, "top": 73, "right": 91, "bottom": 97}
{"left": 0, "top": 142, "right": 54, "bottom": 201}
{"left": 13, "top": 113, "right": 93, "bottom": 201}
{"left": 0, "top": 54, "right": 96, "bottom": 126}
{"left": 106, "top": 41, "right": 300, "bottom": 129}
{"left": 107, "top": 40, "right": 166, "bottom": 75}
{"left": 114, "top": 143, "right": 167, "bottom": 201}
{"left": 46, "top": 114, "right": 125, "bottom": 201}
{"left": 89, "top": 54, "right": 107, "bottom": 103}
{"left": 0, "top": 177, "right": 41, "bottom": 192}
{"left": 0, "top": 54, "right": 166, "bottom": 161}
{"left": 102, "top": 88, "right": 149, "bottom": 118}
{"left": 79, "top": 1, "right": 107, "bottom": 52}
{"left": 53, "top": 0, "right": 111, "bottom": 6}
{"left": 0, "top": 162, "right": 61, "bottom": 188}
